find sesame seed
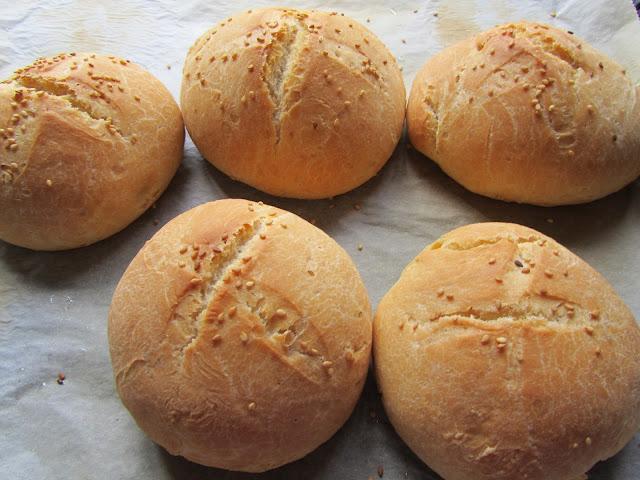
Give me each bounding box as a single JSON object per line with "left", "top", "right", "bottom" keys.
{"left": 436, "top": 288, "right": 444, "bottom": 297}
{"left": 217, "top": 312, "right": 224, "bottom": 323}
{"left": 488, "top": 258, "right": 496, "bottom": 265}
{"left": 9, "top": 143, "right": 18, "bottom": 151}
{"left": 248, "top": 402, "right": 256, "bottom": 411}
{"left": 246, "top": 281, "right": 255, "bottom": 288}
{"left": 446, "top": 294, "right": 454, "bottom": 301}
{"left": 481, "top": 334, "right": 490, "bottom": 345}
{"left": 178, "top": 261, "right": 186, "bottom": 268}
{"left": 495, "top": 277, "right": 503, "bottom": 283}
{"left": 322, "top": 360, "right": 333, "bottom": 368}
{"left": 585, "top": 326, "right": 594, "bottom": 335}
{"left": 522, "top": 267, "right": 531, "bottom": 274}
{"left": 496, "top": 336, "right": 507, "bottom": 344}
{"left": 134, "top": 95, "right": 140, "bottom": 102}
{"left": 259, "top": 233, "right": 266, "bottom": 240}
{"left": 228, "top": 306, "right": 237, "bottom": 317}
{"left": 240, "top": 332, "right": 248, "bottom": 343}
{"left": 275, "top": 308, "right": 286, "bottom": 317}
{"left": 212, "top": 334, "right": 222, "bottom": 344}
{"left": 544, "top": 270, "right": 553, "bottom": 278}
{"left": 190, "top": 277, "right": 202, "bottom": 285}
{"left": 248, "top": 64, "right": 254, "bottom": 72}
{"left": 514, "top": 259, "right": 523, "bottom": 268}
{"left": 590, "top": 310, "right": 600, "bottom": 320}
{"left": 585, "top": 437, "right": 592, "bottom": 446}
{"left": 46, "top": 179, "right": 52, "bottom": 187}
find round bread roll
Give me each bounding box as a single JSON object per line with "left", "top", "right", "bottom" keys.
{"left": 374, "top": 223, "right": 640, "bottom": 480}
{"left": 108, "top": 199, "right": 372, "bottom": 472}
{"left": 407, "top": 22, "right": 640, "bottom": 206}
{"left": 180, "top": 7, "right": 405, "bottom": 199}
{"left": 0, "top": 53, "right": 184, "bottom": 250}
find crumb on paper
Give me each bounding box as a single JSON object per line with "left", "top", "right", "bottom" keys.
{"left": 357, "top": 243, "right": 363, "bottom": 251}
{"left": 56, "top": 372, "right": 65, "bottom": 385}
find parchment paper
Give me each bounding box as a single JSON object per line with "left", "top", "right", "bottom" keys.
{"left": 1, "top": 1, "right": 639, "bottom": 479}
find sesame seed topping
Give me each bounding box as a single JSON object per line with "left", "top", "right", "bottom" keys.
{"left": 544, "top": 270, "right": 553, "bottom": 278}
{"left": 134, "top": 95, "right": 140, "bottom": 102}
{"left": 212, "top": 334, "right": 222, "bottom": 344}
{"left": 275, "top": 308, "right": 286, "bottom": 317}
{"left": 446, "top": 294, "right": 454, "bottom": 301}
{"left": 46, "top": 179, "right": 52, "bottom": 187}
{"left": 585, "top": 437, "right": 592, "bottom": 446}
{"left": 240, "top": 332, "right": 248, "bottom": 343}
{"left": 496, "top": 336, "right": 507, "bottom": 344}
{"left": 488, "top": 258, "right": 496, "bottom": 265}
{"left": 495, "top": 277, "right": 503, "bottom": 283}
{"left": 248, "top": 402, "right": 256, "bottom": 411}
{"left": 590, "top": 310, "right": 600, "bottom": 320}
{"left": 259, "top": 233, "right": 266, "bottom": 240}
{"left": 228, "top": 306, "right": 237, "bottom": 317}
{"left": 322, "top": 360, "right": 333, "bottom": 368}
{"left": 584, "top": 326, "right": 594, "bottom": 335}
{"left": 481, "top": 334, "right": 490, "bottom": 345}
{"left": 248, "top": 64, "right": 254, "bottom": 72}
{"left": 246, "top": 280, "right": 255, "bottom": 289}
{"left": 522, "top": 267, "right": 531, "bottom": 274}
{"left": 436, "top": 288, "right": 444, "bottom": 297}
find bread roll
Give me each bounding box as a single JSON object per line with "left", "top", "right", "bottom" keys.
{"left": 407, "top": 22, "right": 640, "bottom": 206}
{"left": 374, "top": 223, "right": 640, "bottom": 480}
{"left": 0, "top": 53, "right": 184, "bottom": 250}
{"left": 180, "top": 7, "right": 405, "bottom": 199}
{"left": 108, "top": 199, "right": 372, "bottom": 472}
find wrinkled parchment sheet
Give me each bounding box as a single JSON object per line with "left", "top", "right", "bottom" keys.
{"left": 1, "top": 1, "right": 639, "bottom": 479}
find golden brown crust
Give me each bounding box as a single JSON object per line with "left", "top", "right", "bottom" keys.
{"left": 108, "top": 199, "right": 372, "bottom": 472}
{"left": 407, "top": 22, "right": 640, "bottom": 206}
{"left": 0, "top": 53, "right": 184, "bottom": 250}
{"left": 374, "top": 222, "right": 640, "bottom": 480}
{"left": 181, "top": 7, "right": 405, "bottom": 199}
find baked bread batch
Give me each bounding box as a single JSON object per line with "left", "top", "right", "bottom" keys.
{"left": 181, "top": 7, "right": 406, "bottom": 198}
{"left": 2, "top": 4, "right": 639, "bottom": 479}
{"left": 0, "top": 54, "right": 184, "bottom": 250}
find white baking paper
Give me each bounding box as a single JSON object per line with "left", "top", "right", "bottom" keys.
{"left": 1, "top": 1, "right": 639, "bottom": 479}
